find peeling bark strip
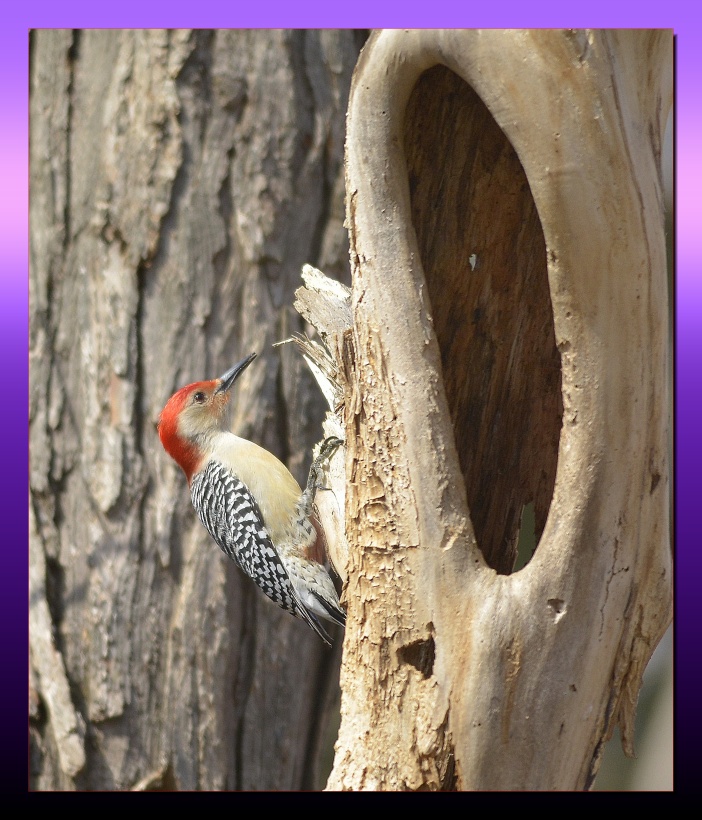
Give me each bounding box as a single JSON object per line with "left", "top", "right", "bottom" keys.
{"left": 318, "top": 29, "right": 671, "bottom": 791}
{"left": 30, "top": 29, "right": 364, "bottom": 791}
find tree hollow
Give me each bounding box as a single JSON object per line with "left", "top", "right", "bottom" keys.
{"left": 404, "top": 65, "right": 563, "bottom": 574}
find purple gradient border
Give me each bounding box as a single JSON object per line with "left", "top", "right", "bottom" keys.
{"left": 11, "top": 2, "right": 696, "bottom": 796}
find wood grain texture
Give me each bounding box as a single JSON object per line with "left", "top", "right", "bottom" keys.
{"left": 29, "top": 28, "right": 364, "bottom": 791}
{"left": 326, "top": 28, "right": 672, "bottom": 791}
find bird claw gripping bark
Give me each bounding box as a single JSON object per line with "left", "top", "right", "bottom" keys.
{"left": 301, "top": 436, "right": 343, "bottom": 512}
{"left": 158, "top": 353, "right": 346, "bottom": 645}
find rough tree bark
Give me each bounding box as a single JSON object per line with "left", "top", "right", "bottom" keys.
{"left": 29, "top": 28, "right": 365, "bottom": 790}
{"left": 298, "top": 29, "right": 672, "bottom": 790}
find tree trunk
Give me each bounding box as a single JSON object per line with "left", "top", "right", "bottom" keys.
{"left": 29, "top": 28, "right": 365, "bottom": 791}
{"left": 303, "top": 29, "right": 672, "bottom": 791}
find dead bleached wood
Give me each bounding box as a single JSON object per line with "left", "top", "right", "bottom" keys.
{"left": 276, "top": 264, "right": 352, "bottom": 583}
{"left": 295, "top": 29, "right": 672, "bottom": 791}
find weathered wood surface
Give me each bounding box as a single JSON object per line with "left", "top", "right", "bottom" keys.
{"left": 29, "top": 28, "right": 364, "bottom": 790}
{"left": 312, "top": 29, "right": 672, "bottom": 791}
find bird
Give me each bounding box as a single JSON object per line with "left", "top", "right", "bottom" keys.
{"left": 157, "top": 352, "right": 345, "bottom": 644}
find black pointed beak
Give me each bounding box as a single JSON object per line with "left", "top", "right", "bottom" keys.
{"left": 215, "top": 352, "right": 257, "bottom": 394}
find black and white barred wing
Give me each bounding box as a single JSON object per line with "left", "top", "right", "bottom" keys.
{"left": 191, "top": 460, "right": 299, "bottom": 615}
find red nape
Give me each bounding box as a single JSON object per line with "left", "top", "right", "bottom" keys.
{"left": 157, "top": 381, "right": 215, "bottom": 483}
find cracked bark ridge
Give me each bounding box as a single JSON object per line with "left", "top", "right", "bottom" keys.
{"left": 29, "top": 29, "right": 363, "bottom": 791}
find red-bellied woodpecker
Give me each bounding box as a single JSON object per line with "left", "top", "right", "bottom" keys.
{"left": 158, "top": 352, "right": 345, "bottom": 645}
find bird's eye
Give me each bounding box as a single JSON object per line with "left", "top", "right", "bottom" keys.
{"left": 193, "top": 391, "right": 207, "bottom": 404}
